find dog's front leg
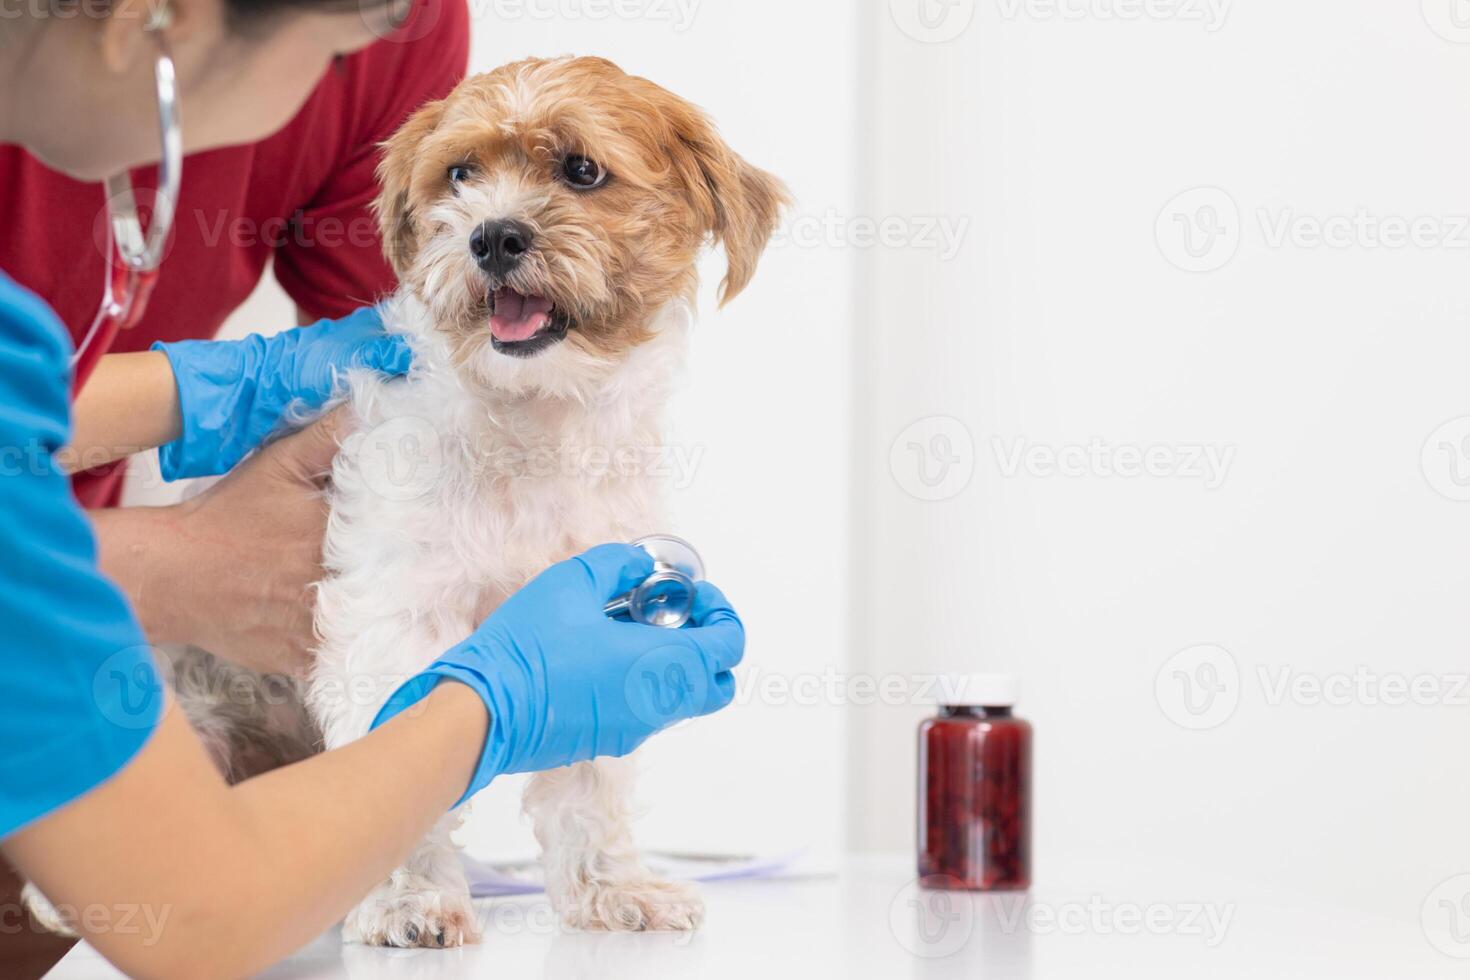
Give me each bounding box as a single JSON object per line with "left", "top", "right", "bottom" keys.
{"left": 524, "top": 757, "right": 703, "bottom": 932}
{"left": 310, "top": 611, "right": 481, "bottom": 948}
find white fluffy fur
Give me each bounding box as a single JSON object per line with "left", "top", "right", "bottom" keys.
{"left": 308, "top": 291, "right": 702, "bottom": 945}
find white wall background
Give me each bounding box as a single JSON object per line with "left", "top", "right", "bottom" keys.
{"left": 855, "top": 0, "right": 1470, "bottom": 930}
{"left": 128, "top": 0, "right": 1470, "bottom": 931}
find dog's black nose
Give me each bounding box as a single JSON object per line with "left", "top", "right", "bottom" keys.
{"left": 470, "top": 220, "right": 534, "bottom": 276}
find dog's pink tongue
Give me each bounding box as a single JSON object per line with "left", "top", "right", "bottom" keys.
{"left": 490, "top": 288, "right": 554, "bottom": 342}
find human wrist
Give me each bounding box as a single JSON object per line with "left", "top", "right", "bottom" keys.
{"left": 370, "top": 632, "right": 524, "bottom": 806}
{"left": 90, "top": 504, "right": 197, "bottom": 643}
{"left": 63, "top": 351, "right": 182, "bottom": 474}
{"left": 371, "top": 672, "right": 498, "bottom": 809}
{"left": 422, "top": 681, "right": 492, "bottom": 808}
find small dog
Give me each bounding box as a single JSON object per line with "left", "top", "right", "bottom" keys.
{"left": 22, "top": 56, "right": 785, "bottom": 948}
{"left": 311, "top": 56, "right": 786, "bottom": 946}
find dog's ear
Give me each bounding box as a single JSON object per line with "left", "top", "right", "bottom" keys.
{"left": 665, "top": 104, "right": 790, "bottom": 306}
{"left": 375, "top": 99, "right": 448, "bottom": 278}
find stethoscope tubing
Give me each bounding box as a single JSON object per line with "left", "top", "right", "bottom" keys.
{"left": 71, "top": 34, "right": 182, "bottom": 370}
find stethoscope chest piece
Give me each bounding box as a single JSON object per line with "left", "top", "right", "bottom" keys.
{"left": 604, "top": 534, "right": 706, "bottom": 629}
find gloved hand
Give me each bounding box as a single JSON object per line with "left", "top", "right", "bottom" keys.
{"left": 152, "top": 306, "right": 411, "bottom": 481}
{"left": 371, "top": 543, "right": 745, "bottom": 807}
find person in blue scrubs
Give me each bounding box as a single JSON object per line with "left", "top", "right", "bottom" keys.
{"left": 0, "top": 0, "right": 744, "bottom": 974}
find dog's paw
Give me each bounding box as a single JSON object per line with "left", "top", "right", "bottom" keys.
{"left": 559, "top": 878, "right": 705, "bottom": 932}
{"left": 343, "top": 880, "right": 481, "bottom": 948}
{"left": 20, "top": 881, "right": 78, "bottom": 938}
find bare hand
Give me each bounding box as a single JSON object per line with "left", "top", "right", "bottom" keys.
{"left": 94, "top": 411, "right": 350, "bottom": 676}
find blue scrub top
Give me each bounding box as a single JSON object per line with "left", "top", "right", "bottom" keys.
{"left": 0, "top": 271, "right": 163, "bottom": 840}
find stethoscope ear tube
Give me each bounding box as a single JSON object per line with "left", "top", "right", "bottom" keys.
{"left": 72, "top": 30, "right": 182, "bottom": 369}
{"left": 115, "top": 37, "right": 181, "bottom": 273}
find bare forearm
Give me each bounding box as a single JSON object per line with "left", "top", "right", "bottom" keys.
{"left": 62, "top": 351, "right": 181, "bottom": 473}
{"left": 89, "top": 505, "right": 190, "bottom": 644}
{"left": 187, "top": 684, "right": 486, "bottom": 973}
{"left": 4, "top": 686, "right": 486, "bottom": 979}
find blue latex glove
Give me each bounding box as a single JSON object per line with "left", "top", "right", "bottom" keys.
{"left": 372, "top": 543, "right": 745, "bottom": 807}
{"left": 152, "top": 306, "right": 412, "bottom": 480}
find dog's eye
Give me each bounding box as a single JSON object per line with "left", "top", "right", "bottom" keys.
{"left": 562, "top": 155, "right": 608, "bottom": 190}
{"left": 448, "top": 164, "right": 475, "bottom": 184}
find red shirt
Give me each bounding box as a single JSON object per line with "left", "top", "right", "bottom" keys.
{"left": 0, "top": 0, "right": 468, "bottom": 507}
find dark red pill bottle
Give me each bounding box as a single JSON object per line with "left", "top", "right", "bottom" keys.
{"left": 918, "top": 675, "right": 1031, "bottom": 891}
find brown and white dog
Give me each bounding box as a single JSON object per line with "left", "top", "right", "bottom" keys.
{"left": 22, "top": 55, "right": 785, "bottom": 949}
{"left": 307, "top": 56, "right": 787, "bottom": 946}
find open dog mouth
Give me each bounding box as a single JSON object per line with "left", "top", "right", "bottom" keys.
{"left": 488, "top": 287, "right": 571, "bottom": 358}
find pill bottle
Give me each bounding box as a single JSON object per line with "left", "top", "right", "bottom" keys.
{"left": 917, "top": 674, "right": 1031, "bottom": 891}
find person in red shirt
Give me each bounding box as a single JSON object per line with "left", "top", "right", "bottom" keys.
{"left": 0, "top": 0, "right": 468, "bottom": 679}
{"left": 0, "top": 0, "right": 467, "bottom": 971}
{"left": 2, "top": 0, "right": 468, "bottom": 510}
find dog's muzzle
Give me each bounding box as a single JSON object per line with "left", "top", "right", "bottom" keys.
{"left": 470, "top": 220, "right": 571, "bottom": 357}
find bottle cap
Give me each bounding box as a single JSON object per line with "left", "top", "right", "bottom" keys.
{"left": 939, "top": 673, "right": 1020, "bottom": 708}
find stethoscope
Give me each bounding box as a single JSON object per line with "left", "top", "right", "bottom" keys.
{"left": 604, "top": 535, "right": 706, "bottom": 629}
{"left": 71, "top": 4, "right": 182, "bottom": 372}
